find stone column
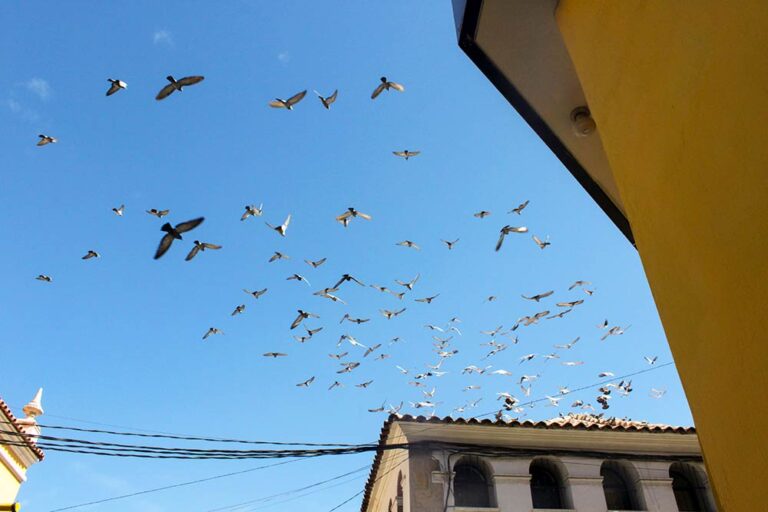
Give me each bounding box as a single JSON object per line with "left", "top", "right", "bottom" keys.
{"left": 489, "top": 458, "right": 533, "bottom": 512}
{"left": 632, "top": 461, "right": 678, "bottom": 512}
{"left": 409, "top": 448, "right": 447, "bottom": 512}
{"left": 560, "top": 457, "right": 608, "bottom": 512}
{"left": 689, "top": 462, "right": 718, "bottom": 512}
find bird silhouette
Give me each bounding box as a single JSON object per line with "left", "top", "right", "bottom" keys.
{"left": 155, "top": 75, "right": 204, "bottom": 100}
{"left": 106, "top": 79, "right": 127, "bottom": 96}
{"left": 269, "top": 90, "right": 307, "bottom": 110}
{"left": 154, "top": 218, "right": 205, "bottom": 259}
{"left": 371, "top": 77, "right": 405, "bottom": 99}
{"left": 314, "top": 89, "right": 338, "bottom": 109}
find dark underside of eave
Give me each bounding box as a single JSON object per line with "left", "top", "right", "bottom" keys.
{"left": 457, "top": 0, "right": 635, "bottom": 246}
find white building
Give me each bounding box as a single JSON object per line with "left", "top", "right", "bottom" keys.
{"left": 361, "top": 414, "right": 716, "bottom": 512}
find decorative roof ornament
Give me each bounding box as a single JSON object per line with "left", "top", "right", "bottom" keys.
{"left": 18, "top": 388, "right": 43, "bottom": 438}
{"left": 23, "top": 388, "right": 44, "bottom": 418}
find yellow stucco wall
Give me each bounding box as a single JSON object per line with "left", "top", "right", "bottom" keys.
{"left": 0, "top": 445, "right": 24, "bottom": 504}
{"left": 555, "top": 2, "right": 768, "bottom": 510}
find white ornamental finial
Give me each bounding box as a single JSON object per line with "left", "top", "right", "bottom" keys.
{"left": 23, "top": 388, "right": 44, "bottom": 419}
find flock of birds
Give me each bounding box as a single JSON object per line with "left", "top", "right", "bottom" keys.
{"left": 30, "top": 71, "right": 667, "bottom": 421}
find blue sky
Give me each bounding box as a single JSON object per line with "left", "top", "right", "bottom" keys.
{"left": 1, "top": 1, "right": 691, "bottom": 511}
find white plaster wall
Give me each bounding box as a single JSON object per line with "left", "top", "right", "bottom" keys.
{"left": 402, "top": 453, "right": 718, "bottom": 512}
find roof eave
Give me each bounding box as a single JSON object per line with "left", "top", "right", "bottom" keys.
{"left": 455, "top": 0, "right": 635, "bottom": 246}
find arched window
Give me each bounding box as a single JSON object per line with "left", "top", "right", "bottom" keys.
{"left": 396, "top": 471, "right": 404, "bottom": 512}
{"left": 601, "top": 461, "right": 642, "bottom": 511}
{"left": 453, "top": 456, "right": 494, "bottom": 507}
{"left": 530, "top": 458, "right": 568, "bottom": 509}
{"left": 670, "top": 462, "right": 713, "bottom": 511}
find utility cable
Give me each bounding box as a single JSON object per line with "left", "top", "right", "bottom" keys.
{"left": 204, "top": 463, "right": 372, "bottom": 512}
{"left": 46, "top": 458, "right": 304, "bottom": 512}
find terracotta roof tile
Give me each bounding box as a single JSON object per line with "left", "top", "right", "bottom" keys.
{"left": 360, "top": 413, "right": 693, "bottom": 511}
{"left": 0, "top": 396, "right": 45, "bottom": 461}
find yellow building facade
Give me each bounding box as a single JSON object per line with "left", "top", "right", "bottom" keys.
{"left": 452, "top": 1, "right": 768, "bottom": 510}
{"left": 0, "top": 390, "right": 44, "bottom": 509}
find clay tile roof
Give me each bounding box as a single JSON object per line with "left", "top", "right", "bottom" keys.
{"left": 0, "top": 396, "right": 45, "bottom": 461}
{"left": 360, "top": 413, "right": 694, "bottom": 511}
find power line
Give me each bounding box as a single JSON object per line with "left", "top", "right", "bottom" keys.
{"left": 384, "top": 361, "right": 676, "bottom": 446}
{"left": 46, "top": 458, "right": 304, "bottom": 512}
{"left": 474, "top": 361, "right": 675, "bottom": 419}
{"left": 28, "top": 422, "right": 361, "bottom": 447}
{"left": 327, "top": 453, "right": 410, "bottom": 512}
{"left": 3, "top": 362, "right": 675, "bottom": 454}
{"left": 0, "top": 428, "right": 407, "bottom": 460}
{"left": 0, "top": 363, "right": 675, "bottom": 462}
{"left": 239, "top": 473, "right": 369, "bottom": 512}
{"left": 0, "top": 426, "right": 374, "bottom": 454}
{"left": 204, "top": 463, "right": 372, "bottom": 512}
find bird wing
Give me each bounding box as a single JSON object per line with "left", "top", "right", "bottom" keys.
{"left": 326, "top": 89, "right": 338, "bottom": 105}
{"left": 154, "top": 233, "right": 175, "bottom": 259}
{"left": 315, "top": 257, "right": 327, "bottom": 266}
{"left": 281, "top": 214, "right": 291, "bottom": 230}
{"left": 175, "top": 217, "right": 205, "bottom": 233}
{"left": 286, "top": 90, "right": 307, "bottom": 105}
{"left": 371, "top": 83, "right": 386, "bottom": 99}
{"left": 388, "top": 81, "right": 405, "bottom": 92}
{"left": 36, "top": 137, "right": 48, "bottom": 146}
{"left": 106, "top": 82, "right": 121, "bottom": 96}
{"left": 392, "top": 151, "right": 406, "bottom": 157}
{"left": 408, "top": 151, "right": 421, "bottom": 157}
{"left": 290, "top": 313, "right": 304, "bottom": 330}
{"left": 155, "top": 83, "right": 176, "bottom": 100}
{"left": 269, "top": 100, "right": 286, "bottom": 108}
{"left": 185, "top": 245, "right": 201, "bottom": 261}
{"left": 202, "top": 243, "right": 222, "bottom": 250}
{"left": 336, "top": 211, "right": 352, "bottom": 222}
{"left": 241, "top": 210, "right": 251, "bottom": 221}
{"left": 177, "top": 75, "right": 205, "bottom": 87}
{"left": 357, "top": 212, "right": 372, "bottom": 220}
{"left": 495, "top": 232, "right": 506, "bottom": 251}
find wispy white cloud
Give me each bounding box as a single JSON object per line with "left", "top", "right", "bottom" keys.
{"left": 153, "top": 29, "right": 173, "bottom": 45}
{"left": 6, "top": 98, "right": 39, "bottom": 122}
{"left": 7, "top": 98, "right": 21, "bottom": 113}
{"left": 25, "top": 78, "right": 51, "bottom": 100}
{"left": 277, "top": 51, "right": 290, "bottom": 64}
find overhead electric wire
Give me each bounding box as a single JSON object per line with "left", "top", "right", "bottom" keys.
{"left": 473, "top": 361, "right": 675, "bottom": 420}
{"left": 0, "top": 426, "right": 407, "bottom": 460}
{"left": 384, "top": 361, "right": 676, "bottom": 446}
{"left": 204, "top": 463, "right": 373, "bottom": 512}
{"left": 1, "top": 363, "right": 674, "bottom": 462}
{"left": 27, "top": 421, "right": 361, "bottom": 447}
{"left": 46, "top": 458, "right": 305, "bottom": 512}
{"left": 239, "top": 473, "right": 369, "bottom": 512}
{"left": 326, "top": 453, "right": 410, "bottom": 512}
{"left": 0, "top": 427, "right": 372, "bottom": 453}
